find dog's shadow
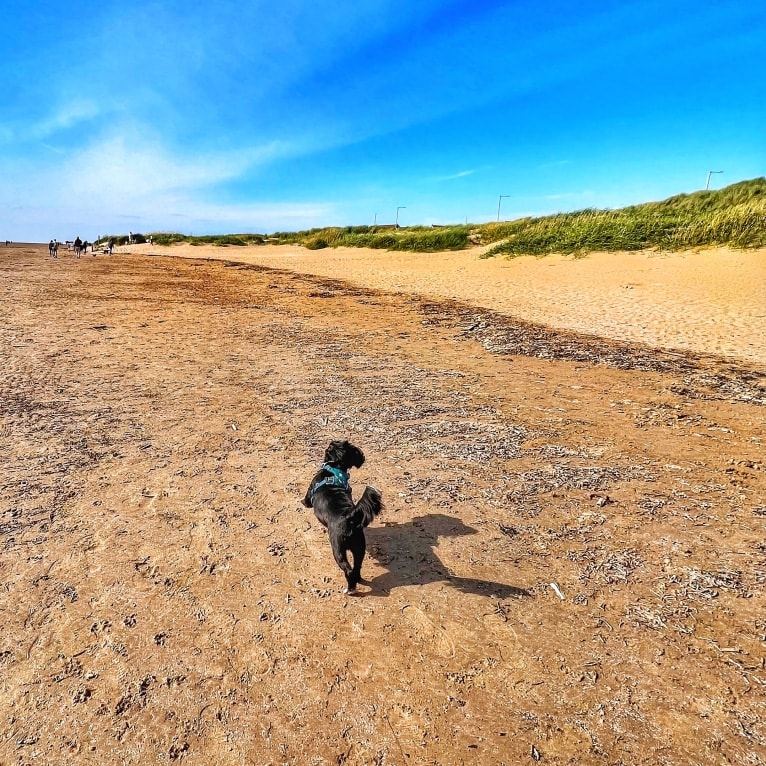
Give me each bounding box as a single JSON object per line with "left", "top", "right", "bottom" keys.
{"left": 364, "top": 513, "right": 530, "bottom": 599}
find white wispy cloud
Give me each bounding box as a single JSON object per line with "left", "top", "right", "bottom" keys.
{"left": 32, "top": 101, "right": 103, "bottom": 139}
{"left": 60, "top": 131, "right": 292, "bottom": 199}
{"left": 0, "top": 126, "right": 320, "bottom": 239}
{"left": 432, "top": 170, "right": 477, "bottom": 183}
{"left": 0, "top": 101, "right": 104, "bottom": 146}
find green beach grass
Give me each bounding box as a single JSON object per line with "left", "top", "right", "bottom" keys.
{"left": 479, "top": 177, "right": 766, "bottom": 257}
{"left": 99, "top": 177, "right": 766, "bottom": 257}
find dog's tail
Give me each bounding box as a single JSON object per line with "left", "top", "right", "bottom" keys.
{"left": 352, "top": 485, "right": 383, "bottom": 528}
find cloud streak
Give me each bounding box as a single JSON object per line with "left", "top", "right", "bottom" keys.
{"left": 0, "top": 124, "right": 325, "bottom": 239}
{"left": 433, "top": 170, "right": 477, "bottom": 182}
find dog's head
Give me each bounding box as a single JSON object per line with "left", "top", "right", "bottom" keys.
{"left": 324, "top": 440, "right": 365, "bottom": 470}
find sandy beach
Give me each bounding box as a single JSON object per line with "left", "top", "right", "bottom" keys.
{"left": 127, "top": 242, "right": 766, "bottom": 366}
{"left": 1, "top": 243, "right": 765, "bottom": 764}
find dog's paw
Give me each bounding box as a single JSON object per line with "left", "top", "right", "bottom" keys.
{"left": 344, "top": 586, "right": 359, "bottom": 596}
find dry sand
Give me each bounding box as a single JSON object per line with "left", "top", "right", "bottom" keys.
{"left": 127, "top": 242, "right": 766, "bottom": 366}
{"left": 1, "top": 242, "right": 765, "bottom": 765}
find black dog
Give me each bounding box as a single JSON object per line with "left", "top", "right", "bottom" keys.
{"left": 301, "top": 440, "right": 383, "bottom": 594}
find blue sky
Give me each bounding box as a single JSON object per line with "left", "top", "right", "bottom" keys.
{"left": 1, "top": 0, "right": 764, "bottom": 241}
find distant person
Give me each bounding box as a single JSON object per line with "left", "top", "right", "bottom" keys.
{"left": 107, "top": 238, "right": 114, "bottom": 255}
{"left": 128, "top": 231, "right": 133, "bottom": 245}
{"left": 49, "top": 239, "right": 55, "bottom": 257}
{"left": 74, "top": 236, "right": 83, "bottom": 258}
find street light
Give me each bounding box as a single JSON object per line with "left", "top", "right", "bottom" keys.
{"left": 396, "top": 206, "right": 406, "bottom": 227}
{"left": 497, "top": 195, "right": 509, "bottom": 222}
{"left": 705, "top": 170, "right": 723, "bottom": 190}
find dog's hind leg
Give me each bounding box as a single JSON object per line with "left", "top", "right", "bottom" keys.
{"left": 329, "top": 532, "right": 356, "bottom": 594}
{"left": 347, "top": 530, "right": 366, "bottom": 593}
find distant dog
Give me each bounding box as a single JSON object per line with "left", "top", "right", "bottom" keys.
{"left": 301, "top": 440, "right": 382, "bottom": 594}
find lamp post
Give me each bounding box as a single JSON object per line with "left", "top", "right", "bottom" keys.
{"left": 396, "top": 206, "right": 406, "bottom": 227}
{"left": 497, "top": 195, "right": 509, "bottom": 222}
{"left": 705, "top": 170, "right": 723, "bottom": 190}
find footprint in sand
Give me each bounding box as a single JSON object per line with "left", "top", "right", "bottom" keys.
{"left": 401, "top": 604, "right": 455, "bottom": 658}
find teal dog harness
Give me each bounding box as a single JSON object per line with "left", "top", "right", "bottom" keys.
{"left": 310, "top": 463, "right": 350, "bottom": 499}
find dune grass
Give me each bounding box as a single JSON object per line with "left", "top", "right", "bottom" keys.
{"left": 480, "top": 178, "right": 766, "bottom": 257}
{"left": 268, "top": 225, "right": 472, "bottom": 252}
{"left": 95, "top": 233, "right": 265, "bottom": 247}
{"left": 98, "top": 178, "right": 766, "bottom": 256}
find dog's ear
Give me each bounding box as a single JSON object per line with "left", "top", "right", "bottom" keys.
{"left": 348, "top": 444, "right": 365, "bottom": 469}
{"left": 324, "top": 440, "right": 345, "bottom": 465}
